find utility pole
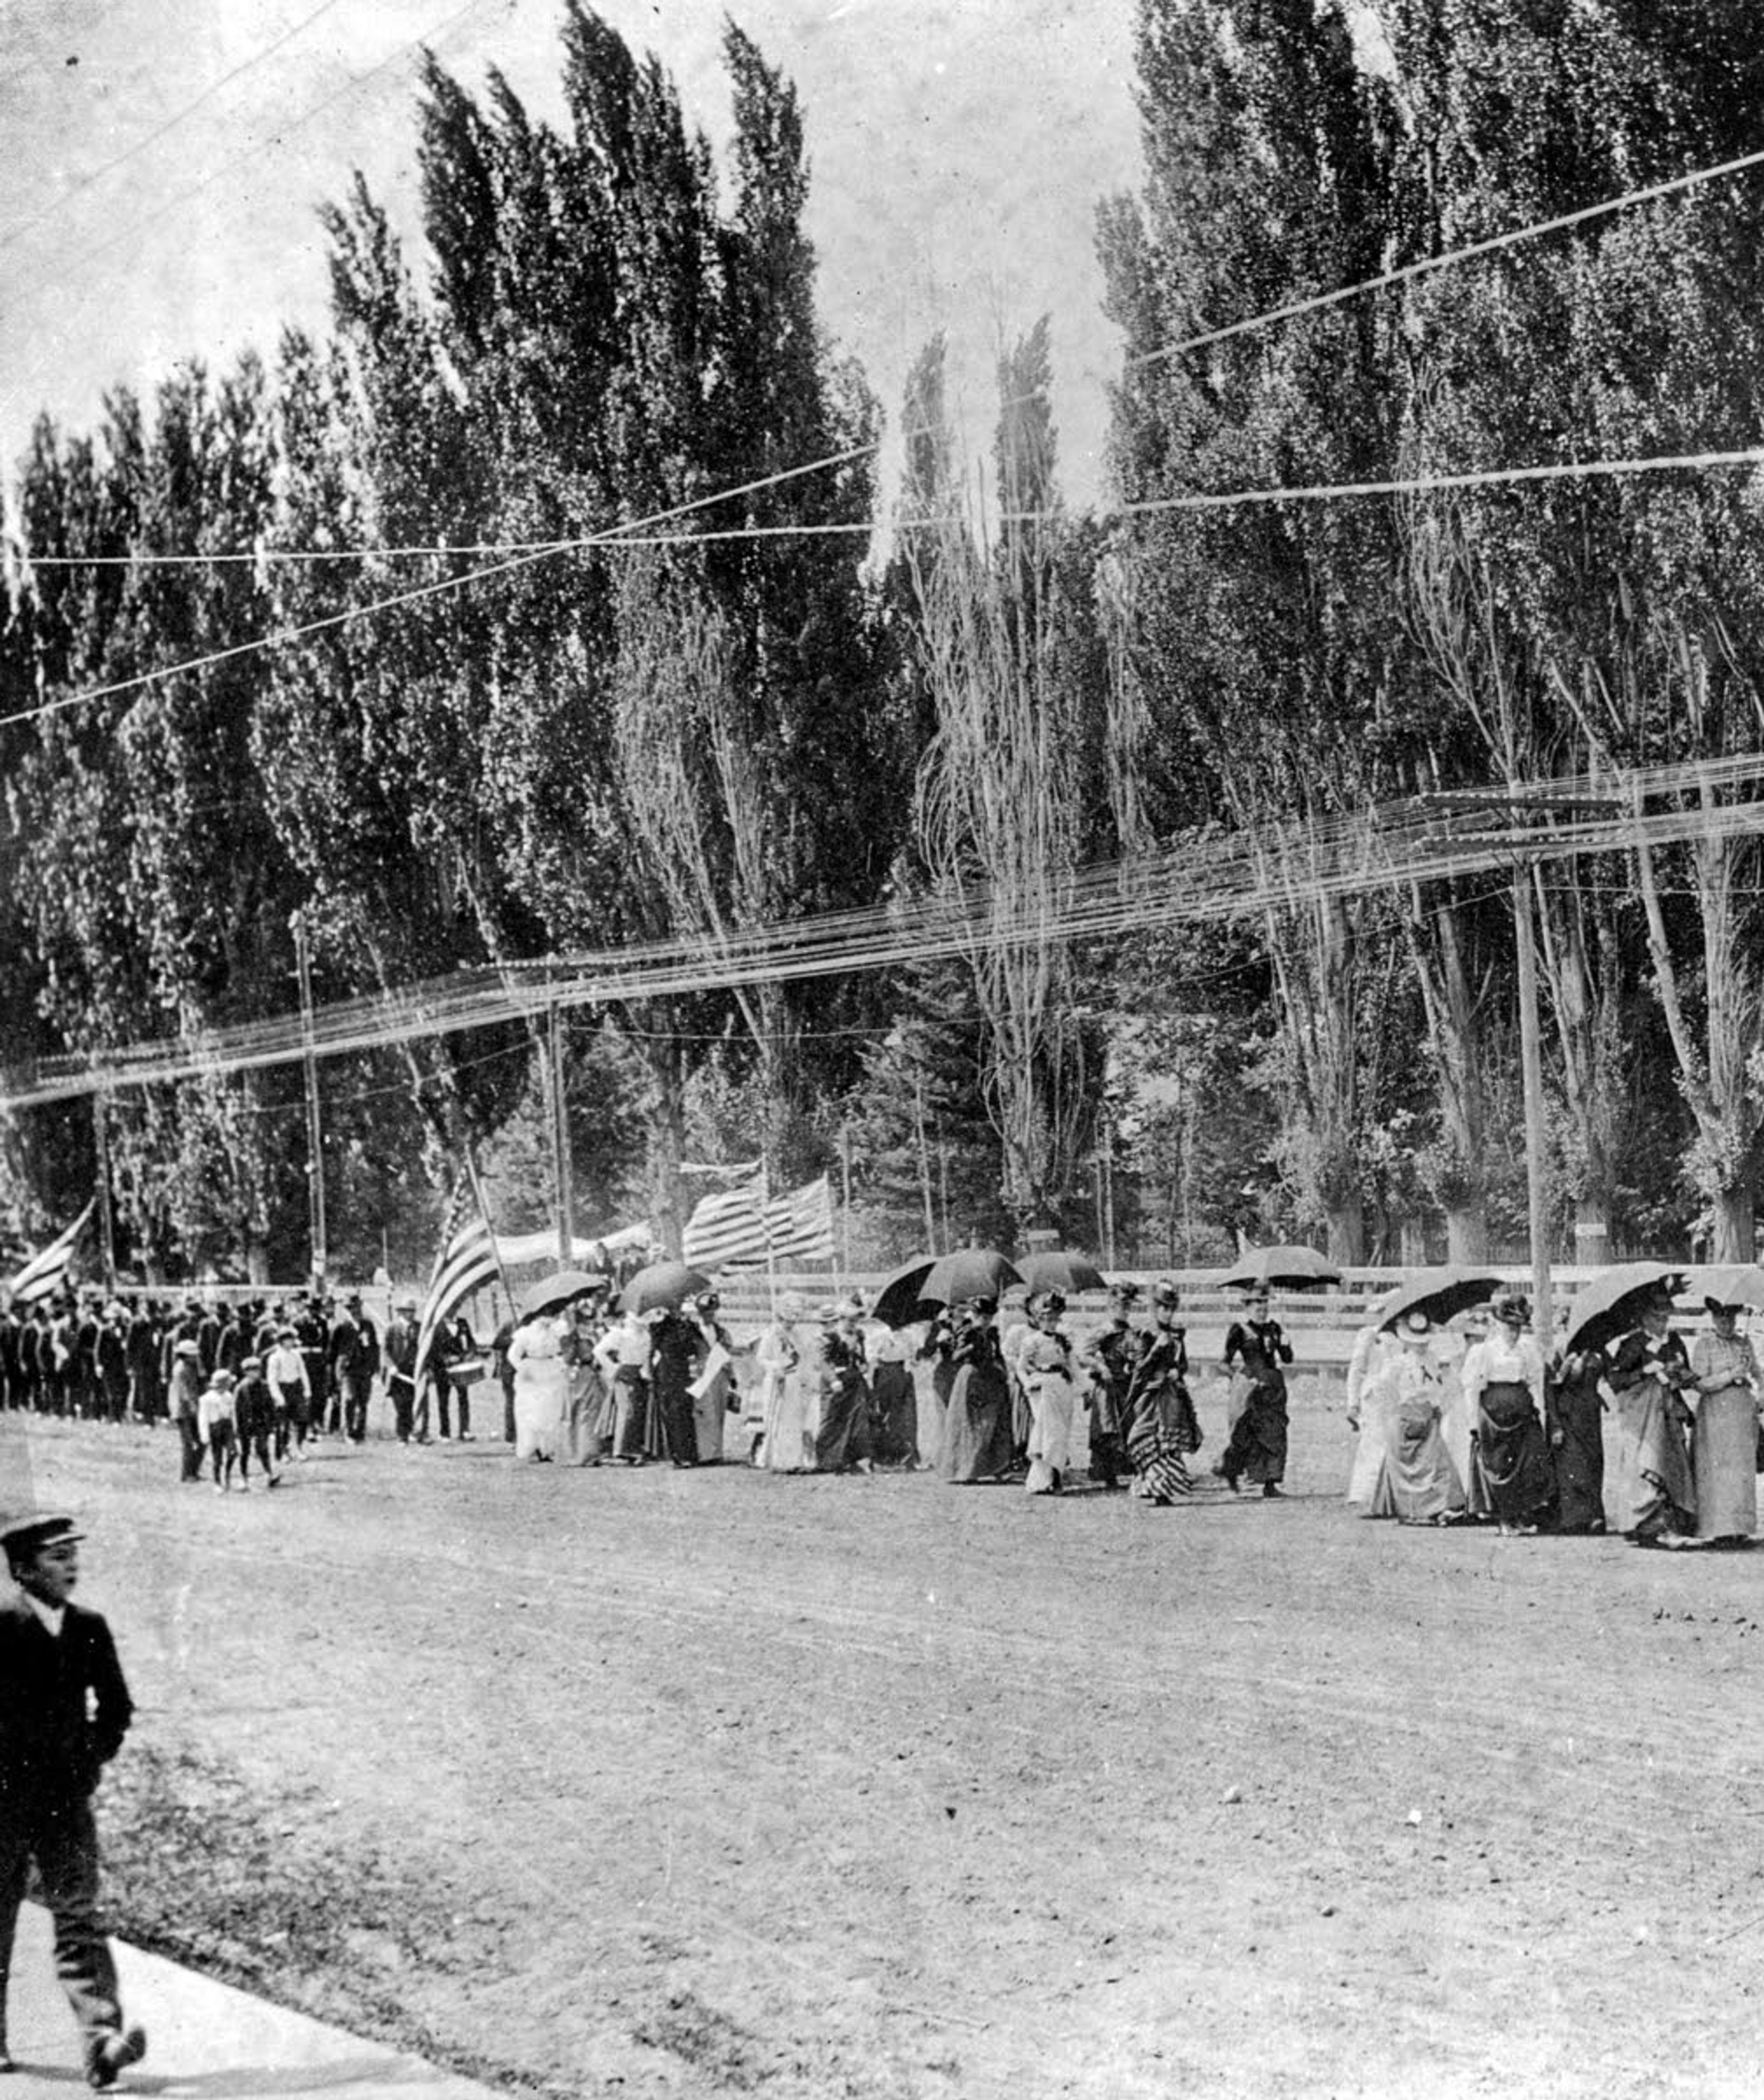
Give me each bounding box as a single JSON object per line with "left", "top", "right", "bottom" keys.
{"left": 1513, "top": 861, "right": 1552, "bottom": 1343}
{"left": 93, "top": 1095, "right": 117, "bottom": 1294}
{"left": 548, "top": 999, "right": 573, "bottom": 1264}
{"left": 839, "top": 1122, "right": 852, "bottom": 1278}
{"left": 294, "top": 912, "right": 327, "bottom": 1290}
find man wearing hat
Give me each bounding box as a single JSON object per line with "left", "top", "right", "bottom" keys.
{"left": 328, "top": 1294, "right": 379, "bottom": 1445}
{"left": 382, "top": 1296, "right": 421, "bottom": 1446}
{"left": 0, "top": 1514, "right": 146, "bottom": 2087}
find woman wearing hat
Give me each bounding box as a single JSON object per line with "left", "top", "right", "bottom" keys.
{"left": 810, "top": 1298, "right": 873, "bottom": 1472}
{"left": 505, "top": 1308, "right": 566, "bottom": 1463}
{"left": 1545, "top": 1334, "right": 1608, "bottom": 1535}
{"left": 1358, "top": 1312, "right": 1464, "bottom": 1524}
{"left": 1216, "top": 1288, "right": 1293, "bottom": 1497}
{"left": 1602, "top": 1289, "right": 1696, "bottom": 1545}
{"left": 1079, "top": 1282, "right": 1142, "bottom": 1489}
{"left": 1020, "top": 1291, "right": 1077, "bottom": 1494}
{"left": 753, "top": 1295, "right": 814, "bottom": 1472}
{"left": 1124, "top": 1282, "right": 1200, "bottom": 1502}
{"left": 940, "top": 1297, "right": 1016, "bottom": 1484}
{"left": 1689, "top": 1298, "right": 1759, "bottom": 1545}
{"left": 1459, "top": 1293, "right": 1554, "bottom": 1536}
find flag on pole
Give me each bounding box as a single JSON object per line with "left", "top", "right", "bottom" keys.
{"left": 7, "top": 1202, "right": 93, "bottom": 1308}
{"left": 682, "top": 1173, "right": 835, "bottom": 1272}
{"left": 415, "top": 1186, "right": 499, "bottom": 1375}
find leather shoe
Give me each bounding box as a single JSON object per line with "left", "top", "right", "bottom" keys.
{"left": 85, "top": 2025, "right": 147, "bottom": 2089}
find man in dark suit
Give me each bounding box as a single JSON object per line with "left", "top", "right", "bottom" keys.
{"left": 0, "top": 1514, "right": 146, "bottom": 2088}
{"left": 328, "top": 1294, "right": 379, "bottom": 1444}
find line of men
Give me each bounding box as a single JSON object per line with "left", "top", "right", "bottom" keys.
{"left": 0, "top": 1292, "right": 384, "bottom": 1442}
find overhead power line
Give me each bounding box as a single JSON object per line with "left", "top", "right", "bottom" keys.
{"left": 1126, "top": 145, "right": 1764, "bottom": 371}
{"left": 0, "top": 0, "right": 354, "bottom": 255}
{"left": 5, "top": 751, "right": 1761, "bottom": 1111}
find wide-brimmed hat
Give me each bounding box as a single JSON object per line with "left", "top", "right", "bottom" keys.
{"left": 1029, "top": 1288, "right": 1067, "bottom": 1316}
{"left": 1107, "top": 1280, "right": 1142, "bottom": 1305}
{"left": 173, "top": 1338, "right": 200, "bottom": 1359}
{"left": 1491, "top": 1291, "right": 1531, "bottom": 1327}
{"left": 1151, "top": 1280, "right": 1181, "bottom": 1309}
{"left": 1398, "top": 1308, "right": 1432, "bottom": 1341}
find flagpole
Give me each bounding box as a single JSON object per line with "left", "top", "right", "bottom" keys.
{"left": 762, "top": 1147, "right": 777, "bottom": 1316}
{"left": 93, "top": 1093, "right": 117, "bottom": 1295}
{"left": 460, "top": 1143, "right": 515, "bottom": 1322}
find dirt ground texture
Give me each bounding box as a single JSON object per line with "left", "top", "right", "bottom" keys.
{"left": 5, "top": 1376, "right": 1764, "bottom": 2100}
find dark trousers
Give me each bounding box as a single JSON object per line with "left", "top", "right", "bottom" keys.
{"left": 387, "top": 1372, "right": 415, "bottom": 1443}
{"left": 175, "top": 1415, "right": 204, "bottom": 1482}
{"left": 340, "top": 1376, "right": 370, "bottom": 1443}
{"left": 0, "top": 1796, "right": 125, "bottom": 2060}
{"left": 238, "top": 1427, "right": 276, "bottom": 1481}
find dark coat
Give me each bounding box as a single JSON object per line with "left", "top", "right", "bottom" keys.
{"left": 0, "top": 1595, "right": 133, "bottom": 1818}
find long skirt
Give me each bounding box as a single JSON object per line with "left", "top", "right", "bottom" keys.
{"left": 1373, "top": 1400, "right": 1464, "bottom": 1524}
{"left": 812, "top": 1375, "right": 871, "bottom": 1472}
{"left": 1440, "top": 1373, "right": 1492, "bottom": 1518}
{"left": 1024, "top": 1372, "right": 1077, "bottom": 1494}
{"left": 760, "top": 1370, "right": 814, "bottom": 1472}
{"left": 692, "top": 1369, "right": 729, "bottom": 1466}
{"left": 1126, "top": 1402, "right": 1191, "bottom": 1504}
{"left": 1476, "top": 1381, "right": 1555, "bottom": 1527}
{"left": 941, "top": 1364, "right": 1015, "bottom": 1483}
{"left": 1693, "top": 1387, "right": 1757, "bottom": 1542}
{"left": 1221, "top": 1376, "right": 1288, "bottom": 1485}
{"left": 1549, "top": 1377, "right": 1605, "bottom": 1532}
{"left": 648, "top": 1364, "right": 699, "bottom": 1466}
{"left": 512, "top": 1362, "right": 564, "bottom": 1461}
{"left": 870, "top": 1361, "right": 917, "bottom": 1466}
{"left": 1603, "top": 1378, "right": 1694, "bottom": 1539}
{"left": 1347, "top": 1388, "right": 1395, "bottom": 1508}
{"left": 557, "top": 1365, "right": 605, "bottom": 1466}
{"left": 1087, "top": 1378, "right": 1128, "bottom": 1485}
{"left": 599, "top": 1365, "right": 648, "bottom": 1459}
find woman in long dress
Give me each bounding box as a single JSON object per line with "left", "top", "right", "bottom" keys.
{"left": 1359, "top": 1313, "right": 1464, "bottom": 1523}
{"left": 646, "top": 1308, "right": 701, "bottom": 1466}
{"left": 505, "top": 1311, "right": 567, "bottom": 1462}
{"left": 1020, "top": 1290, "right": 1078, "bottom": 1495}
{"left": 1125, "top": 1282, "right": 1199, "bottom": 1504}
{"left": 867, "top": 1323, "right": 919, "bottom": 1467}
{"left": 810, "top": 1298, "right": 873, "bottom": 1472}
{"left": 756, "top": 1297, "right": 814, "bottom": 1473}
{"left": 592, "top": 1304, "right": 652, "bottom": 1462}
{"left": 552, "top": 1301, "right": 604, "bottom": 1465}
{"left": 1459, "top": 1292, "right": 1553, "bottom": 1536}
{"left": 939, "top": 1298, "right": 1016, "bottom": 1483}
{"left": 1689, "top": 1299, "right": 1759, "bottom": 1546}
{"left": 1218, "top": 1288, "right": 1293, "bottom": 1497}
{"left": 1344, "top": 1318, "right": 1396, "bottom": 1510}
{"left": 1602, "top": 1291, "right": 1696, "bottom": 1546}
{"left": 1546, "top": 1343, "right": 1607, "bottom": 1533}
{"left": 686, "top": 1290, "right": 735, "bottom": 1466}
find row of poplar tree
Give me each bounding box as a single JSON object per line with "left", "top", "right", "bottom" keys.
{"left": 2, "top": 0, "right": 1763, "bottom": 1282}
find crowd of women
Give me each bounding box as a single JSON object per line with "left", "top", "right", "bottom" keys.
{"left": 1343, "top": 1281, "right": 1760, "bottom": 1547}
{"left": 492, "top": 1274, "right": 1302, "bottom": 1505}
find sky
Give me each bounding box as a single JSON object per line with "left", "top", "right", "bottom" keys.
{"left": 0, "top": 0, "right": 1145, "bottom": 518}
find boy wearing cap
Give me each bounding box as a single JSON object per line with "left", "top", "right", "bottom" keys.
{"left": 0, "top": 1514, "right": 146, "bottom": 2088}
{"left": 197, "top": 1369, "right": 238, "bottom": 1492}
{"left": 232, "top": 1359, "right": 279, "bottom": 1490}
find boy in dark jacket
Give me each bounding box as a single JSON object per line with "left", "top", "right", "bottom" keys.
{"left": 0, "top": 1514, "right": 147, "bottom": 2087}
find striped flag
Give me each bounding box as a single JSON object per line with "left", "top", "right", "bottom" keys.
{"left": 682, "top": 1172, "right": 835, "bottom": 1272}
{"left": 415, "top": 1187, "right": 500, "bottom": 1375}
{"left": 7, "top": 1201, "right": 93, "bottom": 1308}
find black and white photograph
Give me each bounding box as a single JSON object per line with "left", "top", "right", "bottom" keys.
{"left": 2, "top": 2, "right": 1763, "bottom": 2094}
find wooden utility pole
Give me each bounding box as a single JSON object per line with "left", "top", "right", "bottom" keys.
{"left": 293, "top": 913, "right": 327, "bottom": 1289}
{"left": 548, "top": 999, "right": 573, "bottom": 1264}
{"left": 839, "top": 1122, "right": 852, "bottom": 1277}
{"left": 92, "top": 1095, "right": 117, "bottom": 1294}
{"left": 1514, "top": 864, "right": 1552, "bottom": 1343}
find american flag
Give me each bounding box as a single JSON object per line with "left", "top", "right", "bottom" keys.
{"left": 415, "top": 1186, "right": 500, "bottom": 1374}
{"left": 682, "top": 1172, "right": 835, "bottom": 1272}
{"left": 7, "top": 1201, "right": 93, "bottom": 1309}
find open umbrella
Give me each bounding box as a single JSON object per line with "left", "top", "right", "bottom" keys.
{"left": 1681, "top": 1264, "right": 1764, "bottom": 1313}
{"left": 1016, "top": 1250, "right": 1108, "bottom": 1296}
{"left": 1375, "top": 1267, "right": 1503, "bottom": 1334}
{"left": 518, "top": 1267, "right": 611, "bottom": 1319}
{"left": 1215, "top": 1244, "right": 1341, "bottom": 1291}
{"left": 1561, "top": 1261, "right": 1685, "bottom": 1357}
{"left": 871, "top": 1254, "right": 937, "bottom": 1330}
{"left": 618, "top": 1261, "right": 713, "bottom": 1315}
{"left": 918, "top": 1248, "right": 1022, "bottom": 1310}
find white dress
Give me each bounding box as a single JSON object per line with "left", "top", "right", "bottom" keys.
{"left": 757, "top": 1319, "right": 814, "bottom": 1472}
{"left": 507, "top": 1316, "right": 566, "bottom": 1461}
{"left": 1345, "top": 1324, "right": 1395, "bottom": 1507}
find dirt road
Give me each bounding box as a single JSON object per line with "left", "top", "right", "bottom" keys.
{"left": 5, "top": 1386, "right": 1761, "bottom": 2098}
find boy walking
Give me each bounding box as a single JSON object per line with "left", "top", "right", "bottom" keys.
{"left": 0, "top": 1514, "right": 147, "bottom": 2088}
